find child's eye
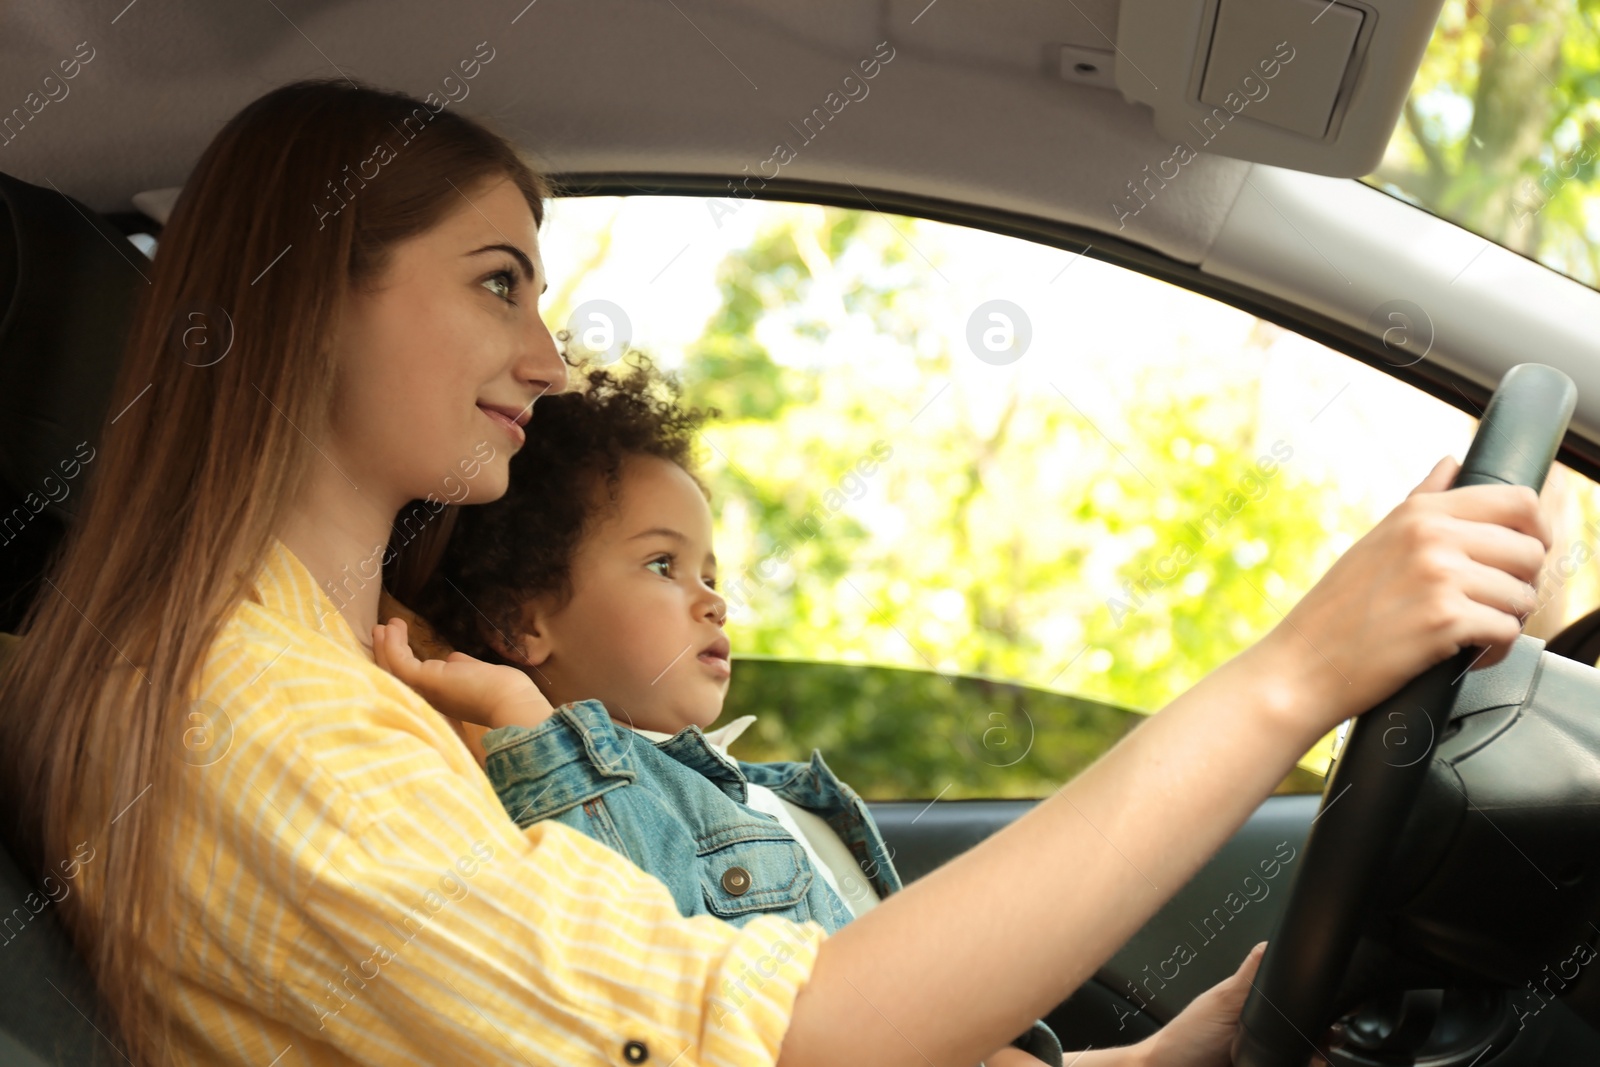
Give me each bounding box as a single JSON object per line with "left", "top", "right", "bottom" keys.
{"left": 705, "top": 576, "right": 717, "bottom": 591}
{"left": 482, "top": 268, "right": 519, "bottom": 304}
{"left": 646, "top": 555, "right": 673, "bottom": 578}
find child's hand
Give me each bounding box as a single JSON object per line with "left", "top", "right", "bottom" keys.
{"left": 373, "top": 617, "right": 555, "bottom": 730}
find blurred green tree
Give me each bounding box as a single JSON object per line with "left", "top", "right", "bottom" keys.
{"left": 1371, "top": 0, "right": 1600, "bottom": 284}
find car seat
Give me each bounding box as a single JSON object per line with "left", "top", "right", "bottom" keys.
{"left": 0, "top": 169, "right": 146, "bottom": 1065}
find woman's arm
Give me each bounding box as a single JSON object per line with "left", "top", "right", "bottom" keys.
{"left": 777, "top": 460, "right": 1549, "bottom": 1067}
{"left": 781, "top": 640, "right": 1301, "bottom": 1067}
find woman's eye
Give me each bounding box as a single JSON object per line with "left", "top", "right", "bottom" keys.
{"left": 646, "top": 556, "right": 672, "bottom": 578}
{"left": 482, "top": 269, "right": 518, "bottom": 303}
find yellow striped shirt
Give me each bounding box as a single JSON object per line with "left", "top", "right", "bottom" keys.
{"left": 141, "top": 537, "right": 827, "bottom": 1065}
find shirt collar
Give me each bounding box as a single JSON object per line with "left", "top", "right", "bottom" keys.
{"left": 630, "top": 713, "right": 759, "bottom": 756}
{"left": 248, "top": 538, "right": 367, "bottom": 656}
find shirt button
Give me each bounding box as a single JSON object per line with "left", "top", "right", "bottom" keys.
{"left": 623, "top": 1038, "right": 649, "bottom": 1062}
{"left": 720, "top": 865, "right": 752, "bottom": 896}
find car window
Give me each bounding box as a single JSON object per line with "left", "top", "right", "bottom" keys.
{"left": 538, "top": 195, "right": 1600, "bottom": 800}
{"left": 1367, "top": 0, "right": 1600, "bottom": 290}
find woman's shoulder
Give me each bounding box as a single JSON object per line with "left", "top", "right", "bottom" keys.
{"left": 200, "top": 588, "right": 480, "bottom": 781}
{"left": 178, "top": 598, "right": 497, "bottom": 863}
{"left": 202, "top": 600, "right": 377, "bottom": 723}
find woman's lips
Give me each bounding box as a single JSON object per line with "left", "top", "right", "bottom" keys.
{"left": 478, "top": 404, "right": 526, "bottom": 446}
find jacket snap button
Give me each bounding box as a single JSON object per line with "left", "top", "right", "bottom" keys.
{"left": 720, "top": 865, "right": 752, "bottom": 896}
{"left": 623, "top": 1038, "right": 649, "bottom": 1062}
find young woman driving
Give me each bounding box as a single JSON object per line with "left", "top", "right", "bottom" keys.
{"left": 0, "top": 80, "right": 1549, "bottom": 1067}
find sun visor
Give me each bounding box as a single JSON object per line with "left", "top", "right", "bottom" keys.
{"left": 1113, "top": 0, "right": 1445, "bottom": 177}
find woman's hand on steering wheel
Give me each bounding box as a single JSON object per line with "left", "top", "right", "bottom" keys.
{"left": 1258, "top": 454, "right": 1551, "bottom": 742}
{"left": 1138, "top": 942, "right": 1268, "bottom": 1067}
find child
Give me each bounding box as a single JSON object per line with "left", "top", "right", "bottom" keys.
{"left": 373, "top": 357, "right": 1264, "bottom": 1066}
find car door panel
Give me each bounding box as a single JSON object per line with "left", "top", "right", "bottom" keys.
{"left": 868, "top": 794, "right": 1319, "bottom": 1044}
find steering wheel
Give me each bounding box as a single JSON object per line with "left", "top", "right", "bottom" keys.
{"left": 1231, "top": 363, "right": 1579, "bottom": 1067}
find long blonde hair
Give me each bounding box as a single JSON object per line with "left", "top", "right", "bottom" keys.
{"left": 0, "top": 79, "right": 551, "bottom": 1063}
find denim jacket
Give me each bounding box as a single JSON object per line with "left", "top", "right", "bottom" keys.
{"left": 481, "top": 698, "right": 1064, "bottom": 1066}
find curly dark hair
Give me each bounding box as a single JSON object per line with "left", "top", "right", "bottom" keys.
{"left": 403, "top": 354, "right": 718, "bottom": 667}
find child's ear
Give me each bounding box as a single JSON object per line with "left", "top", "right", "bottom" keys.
{"left": 494, "top": 629, "right": 551, "bottom": 668}
{"left": 487, "top": 601, "right": 554, "bottom": 668}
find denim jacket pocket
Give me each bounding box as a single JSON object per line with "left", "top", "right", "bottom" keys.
{"left": 698, "top": 827, "right": 815, "bottom": 921}
{"left": 563, "top": 795, "right": 635, "bottom": 863}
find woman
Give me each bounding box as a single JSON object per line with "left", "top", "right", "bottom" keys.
{"left": 0, "top": 79, "right": 1549, "bottom": 1066}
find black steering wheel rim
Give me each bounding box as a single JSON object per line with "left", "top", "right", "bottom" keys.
{"left": 1231, "top": 363, "right": 1578, "bottom": 1067}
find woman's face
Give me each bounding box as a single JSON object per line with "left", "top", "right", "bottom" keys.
{"left": 328, "top": 176, "right": 567, "bottom": 511}
{"left": 517, "top": 454, "right": 732, "bottom": 736}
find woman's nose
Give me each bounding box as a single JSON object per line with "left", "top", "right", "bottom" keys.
{"left": 523, "top": 314, "right": 569, "bottom": 396}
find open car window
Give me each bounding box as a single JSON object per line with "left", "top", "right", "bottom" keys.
{"left": 539, "top": 194, "right": 1600, "bottom": 800}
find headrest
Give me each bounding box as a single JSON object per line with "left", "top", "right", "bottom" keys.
{"left": 131, "top": 187, "right": 181, "bottom": 226}
{"left": 0, "top": 172, "right": 145, "bottom": 631}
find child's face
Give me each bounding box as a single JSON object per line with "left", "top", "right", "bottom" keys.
{"left": 516, "top": 453, "right": 730, "bottom": 735}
